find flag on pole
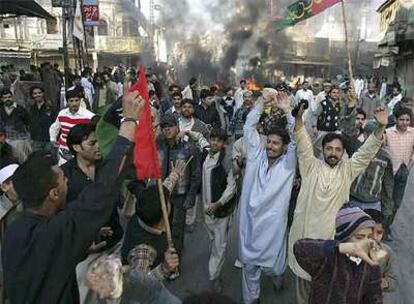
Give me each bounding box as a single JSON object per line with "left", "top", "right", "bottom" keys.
{"left": 131, "top": 67, "right": 162, "bottom": 180}
{"left": 275, "top": 0, "right": 341, "bottom": 31}
{"left": 96, "top": 67, "right": 161, "bottom": 180}
{"left": 73, "top": 0, "right": 84, "bottom": 40}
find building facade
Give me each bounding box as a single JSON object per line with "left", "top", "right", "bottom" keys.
{"left": 376, "top": 0, "right": 414, "bottom": 97}
{"left": 0, "top": 0, "right": 151, "bottom": 70}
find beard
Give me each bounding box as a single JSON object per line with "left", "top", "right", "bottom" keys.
{"left": 324, "top": 155, "right": 340, "bottom": 167}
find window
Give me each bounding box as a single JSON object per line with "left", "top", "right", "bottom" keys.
{"left": 98, "top": 19, "right": 108, "bottom": 35}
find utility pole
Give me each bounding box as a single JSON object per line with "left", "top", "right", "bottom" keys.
{"left": 150, "top": 0, "right": 155, "bottom": 36}
{"left": 62, "top": 6, "right": 70, "bottom": 92}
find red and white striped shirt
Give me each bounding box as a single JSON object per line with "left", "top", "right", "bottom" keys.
{"left": 49, "top": 107, "right": 95, "bottom": 149}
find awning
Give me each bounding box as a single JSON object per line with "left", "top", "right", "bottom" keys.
{"left": 0, "top": 51, "right": 31, "bottom": 58}
{"left": 281, "top": 60, "right": 332, "bottom": 66}
{"left": 0, "top": 0, "right": 55, "bottom": 20}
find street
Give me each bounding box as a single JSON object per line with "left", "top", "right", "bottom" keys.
{"left": 167, "top": 170, "right": 414, "bottom": 304}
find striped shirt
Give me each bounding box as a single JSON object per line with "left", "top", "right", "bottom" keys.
{"left": 49, "top": 107, "right": 95, "bottom": 149}
{"left": 385, "top": 126, "right": 414, "bottom": 173}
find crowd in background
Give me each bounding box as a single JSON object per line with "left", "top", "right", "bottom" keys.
{"left": 0, "top": 61, "right": 413, "bottom": 303}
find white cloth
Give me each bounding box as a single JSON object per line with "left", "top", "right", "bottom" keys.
{"left": 238, "top": 103, "right": 296, "bottom": 271}
{"left": 182, "top": 85, "right": 193, "bottom": 100}
{"left": 387, "top": 93, "right": 403, "bottom": 113}
{"left": 205, "top": 215, "right": 230, "bottom": 281}
{"left": 316, "top": 91, "right": 327, "bottom": 104}
{"left": 81, "top": 77, "right": 95, "bottom": 108}
{"left": 242, "top": 264, "right": 280, "bottom": 304}
{"left": 355, "top": 78, "right": 365, "bottom": 99}
{"left": 234, "top": 87, "right": 248, "bottom": 111}
{"left": 202, "top": 151, "right": 236, "bottom": 280}
{"left": 380, "top": 82, "right": 387, "bottom": 101}
{"left": 294, "top": 89, "right": 314, "bottom": 104}
{"left": 0, "top": 164, "right": 18, "bottom": 184}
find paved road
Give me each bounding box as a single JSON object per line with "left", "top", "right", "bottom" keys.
{"left": 166, "top": 171, "right": 414, "bottom": 304}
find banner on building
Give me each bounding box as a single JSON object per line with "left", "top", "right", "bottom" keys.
{"left": 73, "top": 0, "right": 84, "bottom": 41}
{"left": 52, "top": 0, "right": 73, "bottom": 7}
{"left": 82, "top": 0, "right": 100, "bottom": 26}
{"left": 274, "top": 0, "right": 341, "bottom": 31}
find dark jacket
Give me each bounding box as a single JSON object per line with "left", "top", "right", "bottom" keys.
{"left": 157, "top": 137, "right": 201, "bottom": 199}
{"left": 190, "top": 118, "right": 209, "bottom": 138}
{"left": 29, "top": 102, "right": 56, "bottom": 142}
{"left": 0, "top": 143, "right": 18, "bottom": 167}
{"left": 0, "top": 105, "right": 30, "bottom": 139}
{"left": 195, "top": 104, "right": 221, "bottom": 129}
{"left": 350, "top": 146, "right": 394, "bottom": 209}
{"left": 61, "top": 158, "right": 123, "bottom": 251}
{"left": 92, "top": 84, "right": 117, "bottom": 112}
{"left": 160, "top": 97, "right": 172, "bottom": 114}
{"left": 360, "top": 92, "right": 381, "bottom": 119}
{"left": 201, "top": 149, "right": 236, "bottom": 217}
{"left": 294, "top": 239, "right": 383, "bottom": 304}
{"left": 2, "top": 137, "right": 132, "bottom": 304}
{"left": 232, "top": 108, "right": 249, "bottom": 140}
{"left": 121, "top": 214, "right": 168, "bottom": 266}
{"left": 316, "top": 98, "right": 355, "bottom": 133}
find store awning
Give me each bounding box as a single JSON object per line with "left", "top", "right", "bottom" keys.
{"left": 282, "top": 60, "right": 332, "bottom": 66}
{"left": 0, "top": 0, "right": 55, "bottom": 20}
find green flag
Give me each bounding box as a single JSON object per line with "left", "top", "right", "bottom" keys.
{"left": 275, "top": 0, "right": 341, "bottom": 31}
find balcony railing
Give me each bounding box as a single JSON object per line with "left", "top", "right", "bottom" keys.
{"left": 94, "top": 35, "right": 143, "bottom": 53}
{"left": 0, "top": 38, "right": 31, "bottom": 51}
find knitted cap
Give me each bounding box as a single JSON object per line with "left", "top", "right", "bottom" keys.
{"left": 335, "top": 205, "right": 375, "bottom": 242}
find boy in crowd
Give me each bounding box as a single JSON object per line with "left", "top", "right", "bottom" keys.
{"left": 294, "top": 205, "right": 384, "bottom": 304}
{"left": 87, "top": 254, "right": 181, "bottom": 304}
{"left": 365, "top": 209, "right": 397, "bottom": 292}
{"left": 121, "top": 160, "right": 187, "bottom": 281}
{"left": 201, "top": 128, "right": 236, "bottom": 291}
{"left": 50, "top": 89, "right": 95, "bottom": 165}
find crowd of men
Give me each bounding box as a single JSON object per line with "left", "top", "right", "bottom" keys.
{"left": 0, "top": 63, "right": 413, "bottom": 304}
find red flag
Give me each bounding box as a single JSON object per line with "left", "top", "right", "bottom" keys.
{"left": 130, "top": 66, "right": 162, "bottom": 180}
{"left": 312, "top": 0, "right": 341, "bottom": 15}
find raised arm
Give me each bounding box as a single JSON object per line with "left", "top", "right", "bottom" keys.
{"left": 294, "top": 104, "right": 317, "bottom": 175}
{"left": 285, "top": 112, "right": 297, "bottom": 169}
{"left": 350, "top": 107, "right": 386, "bottom": 180}
{"left": 186, "top": 130, "right": 209, "bottom": 151}
{"left": 243, "top": 100, "right": 264, "bottom": 159}
{"left": 55, "top": 91, "right": 144, "bottom": 261}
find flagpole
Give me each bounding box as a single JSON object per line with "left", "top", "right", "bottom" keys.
{"left": 340, "top": 0, "right": 354, "bottom": 86}
{"left": 157, "top": 179, "right": 173, "bottom": 248}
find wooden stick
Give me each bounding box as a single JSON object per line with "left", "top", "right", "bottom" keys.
{"left": 185, "top": 155, "right": 193, "bottom": 167}
{"left": 157, "top": 178, "right": 173, "bottom": 248}
{"left": 341, "top": 0, "right": 355, "bottom": 87}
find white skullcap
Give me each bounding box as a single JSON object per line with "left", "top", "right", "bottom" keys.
{"left": 0, "top": 164, "right": 19, "bottom": 184}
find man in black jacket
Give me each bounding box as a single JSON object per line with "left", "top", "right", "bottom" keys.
{"left": 195, "top": 89, "right": 221, "bottom": 130}
{"left": 29, "top": 86, "right": 56, "bottom": 151}
{"left": 0, "top": 122, "right": 18, "bottom": 168}
{"left": 62, "top": 122, "right": 124, "bottom": 303}
{"left": 2, "top": 91, "right": 143, "bottom": 303}
{"left": 0, "top": 89, "right": 31, "bottom": 162}
{"left": 201, "top": 128, "right": 236, "bottom": 292}
{"left": 157, "top": 114, "right": 201, "bottom": 257}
